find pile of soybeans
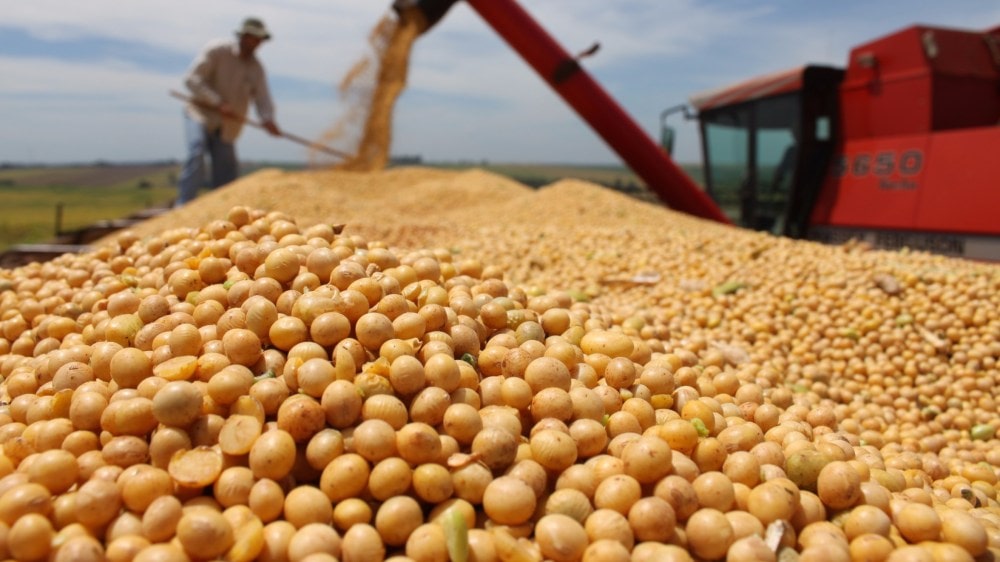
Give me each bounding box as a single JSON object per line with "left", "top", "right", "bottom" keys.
{"left": 0, "top": 167, "right": 998, "bottom": 562}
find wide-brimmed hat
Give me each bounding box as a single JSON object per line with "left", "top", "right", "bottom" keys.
{"left": 236, "top": 17, "right": 271, "bottom": 40}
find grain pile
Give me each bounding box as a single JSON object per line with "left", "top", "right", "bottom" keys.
{"left": 0, "top": 166, "right": 998, "bottom": 562}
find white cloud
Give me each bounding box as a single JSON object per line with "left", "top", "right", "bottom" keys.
{"left": 0, "top": 55, "right": 171, "bottom": 96}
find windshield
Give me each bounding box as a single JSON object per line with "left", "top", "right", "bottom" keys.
{"left": 703, "top": 109, "right": 750, "bottom": 224}
{"left": 701, "top": 94, "right": 801, "bottom": 232}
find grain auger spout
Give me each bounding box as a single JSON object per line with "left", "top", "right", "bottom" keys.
{"left": 393, "top": 0, "right": 730, "bottom": 224}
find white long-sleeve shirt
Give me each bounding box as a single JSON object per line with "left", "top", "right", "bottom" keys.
{"left": 183, "top": 39, "right": 275, "bottom": 143}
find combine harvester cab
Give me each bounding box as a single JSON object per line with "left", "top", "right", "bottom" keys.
{"left": 689, "top": 24, "right": 1000, "bottom": 260}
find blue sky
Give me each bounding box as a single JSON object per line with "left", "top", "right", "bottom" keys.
{"left": 2, "top": 1, "right": 998, "bottom": 166}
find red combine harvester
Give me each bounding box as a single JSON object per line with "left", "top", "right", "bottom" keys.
{"left": 680, "top": 24, "right": 1000, "bottom": 260}
{"left": 401, "top": 0, "right": 999, "bottom": 259}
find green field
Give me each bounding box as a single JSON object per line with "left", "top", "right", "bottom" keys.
{"left": 0, "top": 164, "right": 179, "bottom": 252}
{"left": 0, "top": 161, "right": 704, "bottom": 254}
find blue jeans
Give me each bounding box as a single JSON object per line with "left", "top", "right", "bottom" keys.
{"left": 176, "top": 111, "right": 238, "bottom": 206}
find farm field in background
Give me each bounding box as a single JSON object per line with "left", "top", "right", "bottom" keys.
{"left": 0, "top": 164, "right": 178, "bottom": 252}
{"left": 0, "top": 161, "right": 705, "bottom": 254}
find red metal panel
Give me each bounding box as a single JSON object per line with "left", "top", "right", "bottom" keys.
{"left": 927, "top": 28, "right": 1000, "bottom": 130}
{"left": 811, "top": 128, "right": 998, "bottom": 236}
{"left": 812, "top": 135, "right": 929, "bottom": 229}
{"left": 840, "top": 25, "right": 1000, "bottom": 140}
{"left": 463, "top": 0, "right": 730, "bottom": 224}
{"left": 917, "top": 126, "right": 1000, "bottom": 234}
{"left": 840, "top": 27, "right": 932, "bottom": 139}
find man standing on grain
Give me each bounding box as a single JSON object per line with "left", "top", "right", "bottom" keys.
{"left": 175, "top": 17, "right": 282, "bottom": 206}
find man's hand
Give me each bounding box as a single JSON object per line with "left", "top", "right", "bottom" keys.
{"left": 263, "top": 120, "right": 281, "bottom": 137}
